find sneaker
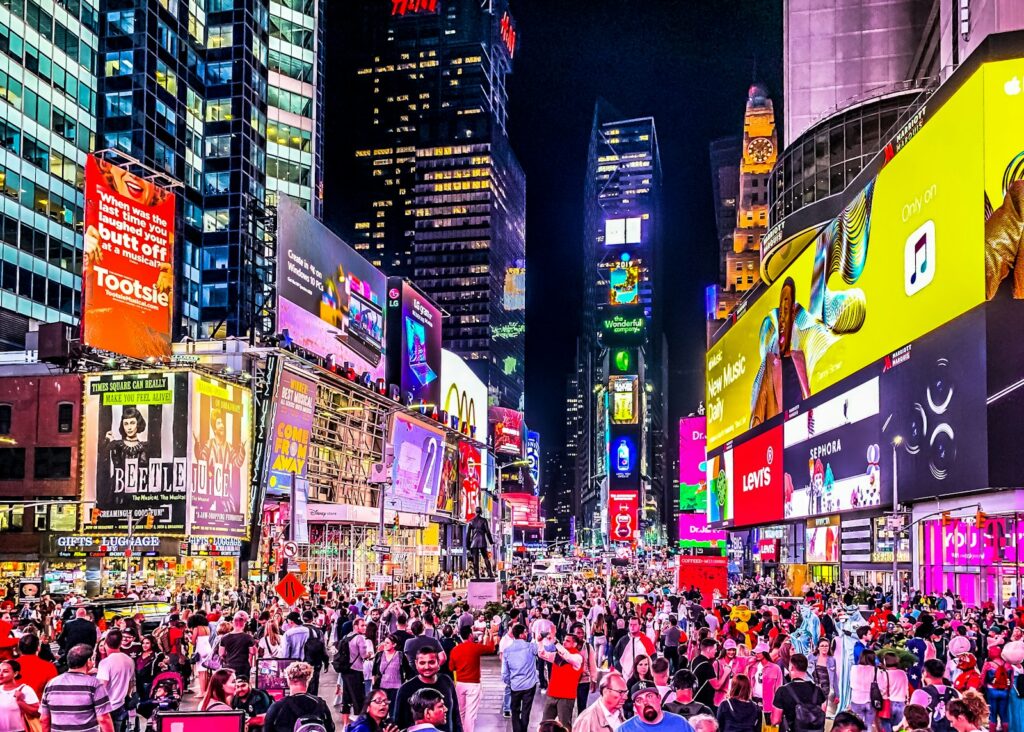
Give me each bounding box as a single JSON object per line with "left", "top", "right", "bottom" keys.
{"left": 503, "top": 711, "right": 511, "bottom": 719}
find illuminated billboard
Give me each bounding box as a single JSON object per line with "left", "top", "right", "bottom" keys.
{"left": 264, "top": 368, "right": 317, "bottom": 500}
{"left": 678, "top": 512, "right": 726, "bottom": 548}
{"left": 390, "top": 0, "right": 436, "bottom": 16}
{"left": 605, "top": 217, "right": 642, "bottom": 245}
{"left": 187, "top": 373, "right": 252, "bottom": 538}
{"left": 805, "top": 516, "right": 840, "bottom": 563}
{"left": 526, "top": 431, "right": 541, "bottom": 491}
{"left": 678, "top": 417, "right": 706, "bottom": 512}
{"left": 706, "top": 64, "right": 993, "bottom": 451}
{"left": 441, "top": 349, "right": 487, "bottom": 439}
{"left": 459, "top": 442, "right": 482, "bottom": 521}
{"left": 82, "top": 156, "right": 175, "bottom": 361}
{"left": 503, "top": 262, "right": 526, "bottom": 311}
{"left": 732, "top": 425, "right": 784, "bottom": 528}
{"left": 609, "top": 259, "right": 640, "bottom": 305}
{"left": 706, "top": 448, "right": 733, "bottom": 525}
{"left": 609, "top": 490, "right": 638, "bottom": 542}
{"left": 609, "top": 375, "right": 639, "bottom": 424}
{"left": 504, "top": 493, "right": 542, "bottom": 528}
{"left": 489, "top": 407, "right": 524, "bottom": 456}
{"left": 600, "top": 310, "right": 646, "bottom": 345}
{"left": 386, "top": 278, "right": 443, "bottom": 407}
{"left": 609, "top": 426, "right": 640, "bottom": 489}
{"left": 277, "top": 197, "right": 387, "bottom": 379}
{"left": 389, "top": 412, "right": 445, "bottom": 514}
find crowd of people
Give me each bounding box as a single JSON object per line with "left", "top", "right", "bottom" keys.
{"left": 0, "top": 572, "right": 1018, "bottom": 732}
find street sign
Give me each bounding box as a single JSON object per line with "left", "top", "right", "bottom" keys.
{"left": 370, "top": 574, "right": 393, "bottom": 584}
{"left": 281, "top": 541, "right": 298, "bottom": 558}
{"left": 275, "top": 573, "right": 306, "bottom": 606}
{"left": 886, "top": 515, "right": 905, "bottom": 529}
{"left": 371, "top": 544, "right": 390, "bottom": 553}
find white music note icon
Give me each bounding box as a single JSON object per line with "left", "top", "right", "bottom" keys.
{"left": 905, "top": 220, "right": 936, "bottom": 296}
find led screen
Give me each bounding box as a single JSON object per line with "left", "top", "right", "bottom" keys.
{"left": 609, "top": 490, "right": 638, "bottom": 542}
{"left": 678, "top": 512, "right": 726, "bottom": 548}
{"left": 504, "top": 493, "right": 542, "bottom": 528}
{"left": 459, "top": 442, "right": 482, "bottom": 521}
{"left": 526, "top": 431, "right": 541, "bottom": 491}
{"left": 805, "top": 517, "right": 840, "bottom": 563}
{"left": 489, "top": 407, "right": 524, "bottom": 456}
{"left": 706, "top": 448, "right": 733, "bottom": 525}
{"left": 82, "top": 156, "right": 175, "bottom": 361}
{"left": 609, "top": 262, "right": 640, "bottom": 305}
{"left": 389, "top": 412, "right": 445, "bottom": 514}
{"left": 678, "top": 417, "right": 707, "bottom": 512}
{"left": 732, "top": 425, "right": 784, "bottom": 528}
{"left": 441, "top": 349, "right": 488, "bottom": 439}
{"left": 264, "top": 368, "right": 317, "bottom": 499}
{"left": 277, "top": 197, "right": 387, "bottom": 379}
{"left": 386, "top": 278, "right": 443, "bottom": 407}
{"left": 609, "top": 376, "right": 639, "bottom": 424}
{"left": 609, "top": 425, "right": 641, "bottom": 490}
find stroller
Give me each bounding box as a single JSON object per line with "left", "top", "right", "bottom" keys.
{"left": 138, "top": 671, "right": 184, "bottom": 730}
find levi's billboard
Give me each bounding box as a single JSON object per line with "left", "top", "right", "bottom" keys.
{"left": 731, "top": 425, "right": 783, "bottom": 528}
{"left": 82, "top": 156, "right": 175, "bottom": 361}
{"left": 704, "top": 57, "right": 1024, "bottom": 453}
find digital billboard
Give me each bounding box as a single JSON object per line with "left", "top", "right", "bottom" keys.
{"left": 784, "top": 377, "right": 885, "bottom": 519}
{"left": 277, "top": 196, "right": 387, "bottom": 379}
{"left": 436, "top": 441, "right": 457, "bottom": 515}
{"left": 504, "top": 493, "right": 542, "bottom": 528}
{"left": 706, "top": 448, "right": 733, "bottom": 525}
{"left": 609, "top": 260, "right": 640, "bottom": 305}
{"left": 489, "top": 407, "right": 524, "bottom": 456}
{"left": 609, "top": 490, "right": 638, "bottom": 542}
{"left": 82, "top": 156, "right": 175, "bottom": 361}
{"left": 678, "top": 512, "right": 726, "bottom": 548}
{"left": 732, "top": 425, "right": 784, "bottom": 528}
{"left": 82, "top": 372, "right": 189, "bottom": 533}
{"left": 609, "top": 426, "right": 640, "bottom": 489}
{"left": 389, "top": 412, "right": 444, "bottom": 513}
{"left": 526, "top": 431, "right": 541, "bottom": 491}
{"left": 600, "top": 310, "right": 646, "bottom": 346}
{"left": 706, "top": 66, "right": 988, "bottom": 451}
{"left": 503, "top": 261, "right": 526, "bottom": 311}
{"left": 386, "top": 278, "right": 443, "bottom": 407}
{"left": 805, "top": 516, "right": 840, "bottom": 563}
{"left": 609, "top": 376, "right": 639, "bottom": 424}
{"left": 459, "top": 442, "right": 482, "bottom": 521}
{"left": 678, "top": 417, "right": 707, "bottom": 512}
{"left": 605, "top": 216, "right": 642, "bottom": 245}
{"left": 264, "top": 368, "right": 317, "bottom": 500}
{"left": 441, "top": 349, "right": 487, "bottom": 439}
{"left": 188, "top": 373, "right": 251, "bottom": 538}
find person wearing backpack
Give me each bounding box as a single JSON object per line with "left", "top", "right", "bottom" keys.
{"left": 717, "top": 674, "right": 762, "bottom": 732}
{"left": 982, "top": 646, "right": 1011, "bottom": 732}
{"left": 262, "top": 661, "right": 335, "bottom": 732}
{"left": 910, "top": 659, "right": 960, "bottom": 732}
{"left": 770, "top": 654, "right": 826, "bottom": 732}
{"left": 334, "top": 617, "right": 371, "bottom": 728}
{"left": 300, "top": 610, "right": 329, "bottom": 695}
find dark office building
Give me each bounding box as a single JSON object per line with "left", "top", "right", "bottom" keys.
{"left": 342, "top": 0, "right": 526, "bottom": 409}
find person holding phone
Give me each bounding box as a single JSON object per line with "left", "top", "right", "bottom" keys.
{"left": 347, "top": 689, "right": 399, "bottom": 732}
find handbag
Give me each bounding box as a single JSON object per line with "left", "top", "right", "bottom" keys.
{"left": 202, "top": 653, "right": 222, "bottom": 671}
{"left": 869, "top": 668, "right": 886, "bottom": 713}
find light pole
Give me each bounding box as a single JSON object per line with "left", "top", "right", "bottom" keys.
{"left": 891, "top": 435, "right": 903, "bottom": 611}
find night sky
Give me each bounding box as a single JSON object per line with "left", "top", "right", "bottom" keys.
{"left": 324, "top": 0, "right": 783, "bottom": 451}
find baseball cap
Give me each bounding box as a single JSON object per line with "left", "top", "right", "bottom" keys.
{"left": 723, "top": 639, "right": 738, "bottom": 650}
{"left": 630, "top": 680, "right": 659, "bottom": 701}
{"left": 753, "top": 641, "right": 771, "bottom": 655}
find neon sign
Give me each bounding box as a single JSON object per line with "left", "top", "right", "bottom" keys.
{"left": 391, "top": 0, "right": 437, "bottom": 16}
{"left": 500, "top": 12, "right": 516, "bottom": 57}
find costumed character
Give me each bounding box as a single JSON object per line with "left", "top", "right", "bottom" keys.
{"left": 1002, "top": 641, "right": 1024, "bottom": 732}
{"left": 836, "top": 603, "right": 869, "bottom": 712}
{"left": 730, "top": 605, "right": 754, "bottom": 648}
{"left": 985, "top": 645, "right": 1013, "bottom": 732}
{"left": 948, "top": 635, "right": 973, "bottom": 686}
{"left": 791, "top": 602, "right": 822, "bottom": 657}
{"left": 953, "top": 653, "right": 983, "bottom": 693}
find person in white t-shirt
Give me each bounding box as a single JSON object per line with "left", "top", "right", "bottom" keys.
{"left": 96, "top": 630, "right": 136, "bottom": 732}
{"left": 0, "top": 659, "right": 39, "bottom": 732}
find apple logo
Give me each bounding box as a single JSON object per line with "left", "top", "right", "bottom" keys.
{"left": 1005, "top": 76, "right": 1022, "bottom": 96}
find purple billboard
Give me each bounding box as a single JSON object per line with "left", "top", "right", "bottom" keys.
{"left": 265, "top": 368, "right": 317, "bottom": 499}
{"left": 386, "top": 278, "right": 443, "bottom": 407}
{"left": 389, "top": 412, "right": 445, "bottom": 514}
{"left": 679, "top": 417, "right": 707, "bottom": 512}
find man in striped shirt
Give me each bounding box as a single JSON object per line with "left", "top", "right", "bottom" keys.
{"left": 40, "top": 644, "right": 114, "bottom": 732}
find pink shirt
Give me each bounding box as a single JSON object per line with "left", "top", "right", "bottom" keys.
{"left": 883, "top": 669, "right": 909, "bottom": 702}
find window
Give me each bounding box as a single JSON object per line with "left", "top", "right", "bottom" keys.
{"left": 204, "top": 134, "right": 231, "bottom": 157}
{"left": 106, "top": 9, "right": 135, "bottom": 35}
{"left": 267, "top": 86, "right": 311, "bottom": 116}
{"left": 156, "top": 20, "right": 178, "bottom": 56}
{"left": 0, "top": 449, "right": 24, "bottom": 480}
{"left": 104, "top": 50, "right": 133, "bottom": 76}
{"left": 154, "top": 141, "right": 175, "bottom": 174}
{"left": 0, "top": 405, "right": 9, "bottom": 434}
{"left": 204, "top": 171, "right": 230, "bottom": 195}
{"left": 267, "top": 121, "right": 311, "bottom": 153}
{"left": 269, "top": 16, "right": 313, "bottom": 49}
{"left": 208, "top": 0, "right": 233, "bottom": 11}
{"left": 206, "top": 97, "right": 232, "bottom": 121}
{"left": 203, "top": 208, "right": 229, "bottom": 232}
{"left": 155, "top": 60, "right": 177, "bottom": 95}
{"left": 206, "top": 60, "right": 232, "bottom": 85}
{"left": 267, "top": 157, "right": 309, "bottom": 186}
{"left": 268, "top": 50, "right": 312, "bottom": 82}
{"left": 155, "top": 99, "right": 176, "bottom": 136}
{"left": 34, "top": 447, "right": 71, "bottom": 479}
{"left": 207, "top": 23, "right": 233, "bottom": 48}
{"left": 56, "top": 402, "right": 74, "bottom": 433}
{"left": 22, "top": 134, "right": 48, "bottom": 171}
{"left": 104, "top": 91, "right": 133, "bottom": 118}
{"left": 0, "top": 505, "right": 24, "bottom": 531}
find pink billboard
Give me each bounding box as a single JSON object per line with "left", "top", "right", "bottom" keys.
{"left": 678, "top": 416, "right": 707, "bottom": 512}
{"left": 678, "top": 512, "right": 726, "bottom": 547}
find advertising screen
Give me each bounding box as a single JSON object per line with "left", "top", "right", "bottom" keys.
{"left": 784, "top": 377, "right": 886, "bottom": 519}
{"left": 264, "top": 368, "right": 317, "bottom": 500}
{"left": 600, "top": 309, "right": 646, "bottom": 346}
{"left": 609, "top": 376, "right": 639, "bottom": 424}
{"left": 82, "top": 372, "right": 189, "bottom": 533}
{"left": 706, "top": 67, "right": 988, "bottom": 451}
{"left": 436, "top": 441, "right": 457, "bottom": 514}
{"left": 609, "top": 426, "right": 640, "bottom": 489}
{"left": 872, "top": 515, "right": 911, "bottom": 563}
{"left": 188, "top": 373, "right": 251, "bottom": 538}
{"left": 441, "top": 349, "right": 488, "bottom": 439}
{"left": 504, "top": 493, "right": 542, "bottom": 528}
{"left": 503, "top": 261, "right": 526, "bottom": 311}
{"left": 459, "top": 442, "right": 482, "bottom": 521}
{"left": 732, "top": 425, "right": 784, "bottom": 527}
{"left": 609, "top": 260, "right": 640, "bottom": 305}
{"left": 386, "top": 279, "right": 443, "bottom": 406}
{"left": 526, "top": 431, "right": 541, "bottom": 491}
{"left": 805, "top": 516, "right": 840, "bottom": 563}
{"left": 489, "top": 407, "right": 524, "bottom": 456}
{"left": 277, "top": 197, "right": 387, "bottom": 379}
{"left": 610, "top": 348, "right": 637, "bottom": 375}
{"left": 679, "top": 417, "right": 707, "bottom": 512}
{"left": 389, "top": 412, "right": 445, "bottom": 513}
{"left": 678, "top": 512, "right": 726, "bottom": 548}
{"left": 706, "top": 448, "right": 733, "bottom": 525}
{"left": 609, "top": 490, "right": 638, "bottom": 542}
{"left": 82, "top": 156, "right": 175, "bottom": 361}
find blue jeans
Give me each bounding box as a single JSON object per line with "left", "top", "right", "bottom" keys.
{"left": 880, "top": 701, "right": 905, "bottom": 732}
{"left": 504, "top": 682, "right": 511, "bottom": 713}
{"left": 987, "top": 688, "right": 1009, "bottom": 726}
{"left": 851, "top": 702, "right": 876, "bottom": 731}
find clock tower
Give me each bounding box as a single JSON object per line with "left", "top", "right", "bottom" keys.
{"left": 727, "top": 82, "right": 777, "bottom": 300}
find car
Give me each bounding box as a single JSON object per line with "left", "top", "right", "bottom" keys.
{"left": 60, "top": 600, "right": 171, "bottom": 634}
{"left": 398, "top": 589, "right": 440, "bottom": 605}
{"left": 531, "top": 558, "right": 574, "bottom": 578}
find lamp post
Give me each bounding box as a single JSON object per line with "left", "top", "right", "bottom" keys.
{"left": 891, "top": 435, "right": 903, "bottom": 611}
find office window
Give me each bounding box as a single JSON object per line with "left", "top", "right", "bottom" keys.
{"left": 0, "top": 450, "right": 24, "bottom": 480}
{"left": 156, "top": 20, "right": 178, "bottom": 56}
{"left": 22, "top": 135, "right": 48, "bottom": 171}
{"left": 104, "top": 89, "right": 132, "bottom": 116}
{"left": 269, "top": 16, "right": 312, "bottom": 49}
{"left": 155, "top": 60, "right": 177, "bottom": 94}
{"left": 0, "top": 405, "right": 9, "bottom": 434}
{"left": 206, "top": 98, "right": 232, "bottom": 121}
{"left": 268, "top": 50, "right": 312, "bottom": 82}
{"left": 155, "top": 99, "right": 176, "bottom": 136}
{"left": 206, "top": 60, "right": 231, "bottom": 85}
{"left": 104, "top": 50, "right": 132, "bottom": 76}
{"left": 0, "top": 505, "right": 24, "bottom": 531}
{"left": 202, "top": 208, "right": 229, "bottom": 232}
{"left": 207, "top": 23, "right": 233, "bottom": 48}
{"left": 34, "top": 447, "right": 71, "bottom": 479}
{"left": 204, "top": 171, "right": 230, "bottom": 195}
{"left": 154, "top": 141, "right": 174, "bottom": 174}
{"left": 267, "top": 86, "right": 310, "bottom": 116}
{"left": 106, "top": 9, "right": 135, "bottom": 35}
{"left": 208, "top": 0, "right": 233, "bottom": 12}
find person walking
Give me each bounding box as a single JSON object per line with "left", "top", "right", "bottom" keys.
{"left": 338, "top": 617, "right": 372, "bottom": 727}
{"left": 502, "top": 624, "right": 540, "bottom": 732}
{"left": 96, "top": 630, "right": 135, "bottom": 732}
{"left": 614, "top": 619, "right": 657, "bottom": 682}
{"left": 372, "top": 634, "right": 413, "bottom": 704}
{"left": 200, "top": 669, "right": 236, "bottom": 712}
{"left": 263, "top": 662, "right": 334, "bottom": 732}
{"left": 0, "top": 660, "right": 40, "bottom": 732}
{"left": 219, "top": 613, "right": 257, "bottom": 683}
{"left": 391, "top": 648, "right": 463, "bottom": 732}
{"left": 39, "top": 644, "right": 114, "bottom": 732}
{"left": 571, "top": 623, "right": 600, "bottom": 716}
{"left": 14, "top": 635, "right": 56, "bottom": 701}
{"left": 407, "top": 688, "right": 450, "bottom": 732}
{"left": 716, "top": 676, "right": 761, "bottom": 732}
{"left": 620, "top": 681, "right": 695, "bottom": 732}
{"left": 770, "top": 655, "right": 826, "bottom": 732}
{"left": 448, "top": 625, "right": 496, "bottom": 732}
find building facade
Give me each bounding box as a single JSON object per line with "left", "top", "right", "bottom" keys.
{"left": 707, "top": 135, "right": 741, "bottom": 322}
{"left": 0, "top": 0, "right": 98, "bottom": 348}
{"left": 345, "top": 0, "right": 526, "bottom": 409}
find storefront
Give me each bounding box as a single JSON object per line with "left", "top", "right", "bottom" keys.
{"left": 805, "top": 516, "right": 840, "bottom": 583}
{"left": 840, "top": 513, "right": 912, "bottom": 590}
{"left": 180, "top": 537, "right": 242, "bottom": 589}
{"left": 45, "top": 535, "right": 184, "bottom": 597}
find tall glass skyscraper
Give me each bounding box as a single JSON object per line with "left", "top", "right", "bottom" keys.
{"left": 344, "top": 0, "right": 526, "bottom": 410}
{"left": 0, "top": 0, "right": 98, "bottom": 349}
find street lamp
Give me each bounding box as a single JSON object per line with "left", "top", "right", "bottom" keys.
{"left": 891, "top": 435, "right": 903, "bottom": 610}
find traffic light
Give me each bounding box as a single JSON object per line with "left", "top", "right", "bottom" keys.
{"left": 976, "top": 510, "right": 987, "bottom": 529}
{"left": 90, "top": 508, "right": 101, "bottom": 524}
{"left": 393, "top": 513, "right": 400, "bottom": 531}
{"left": 941, "top": 511, "right": 952, "bottom": 527}
{"left": 145, "top": 513, "right": 155, "bottom": 530}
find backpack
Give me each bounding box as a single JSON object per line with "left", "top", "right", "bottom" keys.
{"left": 785, "top": 683, "right": 826, "bottom": 732}
{"left": 292, "top": 696, "right": 329, "bottom": 732}
{"left": 153, "top": 625, "right": 172, "bottom": 654}
{"left": 332, "top": 632, "right": 355, "bottom": 673}
{"left": 989, "top": 664, "right": 1011, "bottom": 691}
{"left": 303, "top": 626, "right": 327, "bottom": 668}
{"left": 923, "top": 685, "right": 959, "bottom": 732}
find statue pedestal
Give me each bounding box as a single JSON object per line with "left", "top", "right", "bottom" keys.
{"left": 467, "top": 579, "right": 501, "bottom": 609}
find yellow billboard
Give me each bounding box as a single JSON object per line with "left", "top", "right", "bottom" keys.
{"left": 706, "top": 58, "right": 1017, "bottom": 451}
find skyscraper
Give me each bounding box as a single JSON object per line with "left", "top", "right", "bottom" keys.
{"left": 96, "top": 0, "right": 324, "bottom": 342}
{"left": 0, "top": 0, "right": 99, "bottom": 349}
{"left": 707, "top": 135, "right": 742, "bottom": 322}
{"left": 344, "top": 0, "right": 526, "bottom": 409}
{"left": 578, "top": 103, "right": 666, "bottom": 542}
